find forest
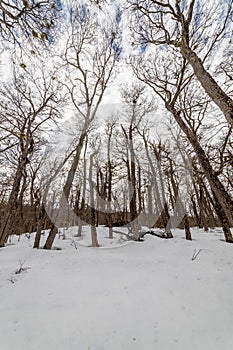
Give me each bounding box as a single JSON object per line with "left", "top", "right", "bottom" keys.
{"left": 0, "top": 0, "right": 232, "bottom": 248}
{"left": 1, "top": 2, "right": 233, "bottom": 350}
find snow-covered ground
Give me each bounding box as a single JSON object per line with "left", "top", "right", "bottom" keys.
{"left": 0, "top": 226, "right": 233, "bottom": 350}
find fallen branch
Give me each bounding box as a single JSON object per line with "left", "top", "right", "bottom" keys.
{"left": 139, "top": 230, "right": 167, "bottom": 240}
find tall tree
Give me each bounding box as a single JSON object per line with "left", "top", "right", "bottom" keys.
{"left": 0, "top": 60, "right": 63, "bottom": 247}
{"left": 128, "top": 0, "right": 233, "bottom": 126}
{"left": 43, "top": 2, "right": 119, "bottom": 249}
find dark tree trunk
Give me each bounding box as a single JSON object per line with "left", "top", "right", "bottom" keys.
{"left": 33, "top": 204, "right": 46, "bottom": 249}
{"left": 191, "top": 194, "right": 200, "bottom": 227}
{"left": 138, "top": 165, "right": 143, "bottom": 213}
{"left": 89, "top": 152, "right": 99, "bottom": 247}
{"left": 212, "top": 191, "right": 233, "bottom": 243}
{"left": 63, "top": 132, "right": 86, "bottom": 201}
{"left": 107, "top": 159, "right": 113, "bottom": 239}
{"left": 184, "top": 214, "right": 192, "bottom": 241}
{"left": 43, "top": 223, "right": 58, "bottom": 250}
{"left": 77, "top": 138, "right": 88, "bottom": 237}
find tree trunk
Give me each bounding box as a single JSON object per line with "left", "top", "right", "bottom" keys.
{"left": 33, "top": 203, "right": 46, "bottom": 249}
{"left": 168, "top": 159, "right": 190, "bottom": 239}
{"left": 180, "top": 46, "right": 233, "bottom": 127}
{"left": 142, "top": 136, "right": 172, "bottom": 235}
{"left": 137, "top": 165, "right": 143, "bottom": 213}
{"left": 191, "top": 194, "right": 200, "bottom": 227}
{"left": 96, "top": 169, "right": 100, "bottom": 227}
{"left": 184, "top": 214, "right": 192, "bottom": 241}
{"left": 107, "top": 159, "right": 113, "bottom": 239}
{"left": 106, "top": 124, "right": 114, "bottom": 239}
{"left": 211, "top": 192, "right": 233, "bottom": 243}
{"left": 129, "top": 126, "right": 137, "bottom": 222}
{"left": 43, "top": 223, "right": 58, "bottom": 250}
{"left": 166, "top": 104, "right": 233, "bottom": 242}
{"left": 198, "top": 184, "right": 209, "bottom": 232}
{"left": 201, "top": 180, "right": 219, "bottom": 227}
{"left": 63, "top": 132, "right": 86, "bottom": 201}
{"left": 89, "top": 152, "right": 99, "bottom": 247}
{"left": 147, "top": 184, "right": 153, "bottom": 216}
{"left": 155, "top": 147, "right": 173, "bottom": 238}
{"left": 77, "top": 138, "right": 88, "bottom": 237}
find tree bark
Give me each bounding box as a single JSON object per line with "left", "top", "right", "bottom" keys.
{"left": 77, "top": 138, "right": 88, "bottom": 237}
{"left": 180, "top": 46, "right": 233, "bottom": 127}
{"left": 43, "top": 223, "right": 58, "bottom": 250}
{"left": 191, "top": 194, "right": 200, "bottom": 226}
{"left": 63, "top": 132, "right": 86, "bottom": 201}
{"left": 184, "top": 214, "right": 192, "bottom": 241}
{"left": 89, "top": 152, "right": 99, "bottom": 247}
{"left": 129, "top": 125, "right": 137, "bottom": 223}
{"left": 107, "top": 159, "right": 113, "bottom": 239}
{"left": 33, "top": 203, "right": 46, "bottom": 249}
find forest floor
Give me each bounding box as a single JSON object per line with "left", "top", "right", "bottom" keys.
{"left": 0, "top": 226, "right": 233, "bottom": 350}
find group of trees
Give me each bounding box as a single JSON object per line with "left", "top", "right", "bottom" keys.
{"left": 0, "top": 0, "right": 232, "bottom": 248}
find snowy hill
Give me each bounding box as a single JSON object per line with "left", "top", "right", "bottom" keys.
{"left": 0, "top": 226, "right": 233, "bottom": 350}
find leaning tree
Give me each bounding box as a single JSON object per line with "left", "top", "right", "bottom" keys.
{"left": 128, "top": 0, "right": 233, "bottom": 126}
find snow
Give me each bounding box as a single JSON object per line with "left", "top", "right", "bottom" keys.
{"left": 0, "top": 227, "right": 233, "bottom": 350}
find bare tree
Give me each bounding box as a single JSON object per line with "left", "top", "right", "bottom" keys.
{"left": 0, "top": 0, "right": 61, "bottom": 43}
{"left": 128, "top": 0, "right": 233, "bottom": 126}
{"left": 0, "top": 62, "right": 63, "bottom": 247}
{"left": 43, "top": 3, "right": 119, "bottom": 249}
{"left": 61, "top": 2, "right": 118, "bottom": 202}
